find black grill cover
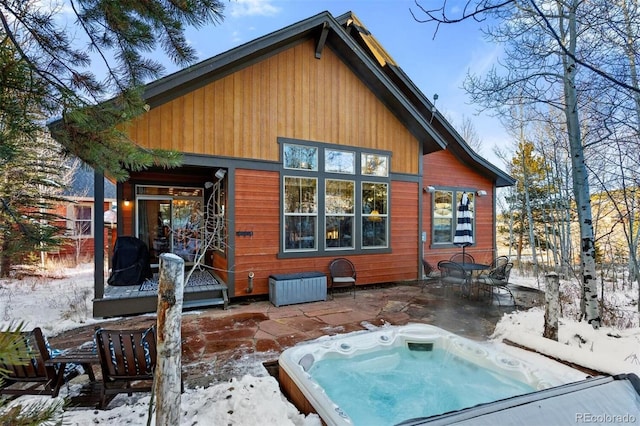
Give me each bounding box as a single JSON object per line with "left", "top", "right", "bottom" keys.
{"left": 107, "top": 236, "right": 153, "bottom": 286}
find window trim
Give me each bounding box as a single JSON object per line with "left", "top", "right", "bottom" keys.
{"left": 283, "top": 176, "right": 318, "bottom": 252}
{"left": 279, "top": 137, "right": 391, "bottom": 258}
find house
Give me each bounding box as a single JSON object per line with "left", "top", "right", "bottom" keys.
{"left": 49, "top": 161, "right": 117, "bottom": 263}
{"left": 68, "top": 11, "right": 514, "bottom": 317}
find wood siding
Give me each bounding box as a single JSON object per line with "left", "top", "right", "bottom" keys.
{"left": 232, "top": 169, "right": 419, "bottom": 297}
{"left": 126, "top": 39, "right": 420, "bottom": 175}
{"left": 422, "top": 150, "right": 495, "bottom": 265}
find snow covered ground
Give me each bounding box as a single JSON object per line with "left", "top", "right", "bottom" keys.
{"left": 1, "top": 263, "right": 638, "bottom": 425}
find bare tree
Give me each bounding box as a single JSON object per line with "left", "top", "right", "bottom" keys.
{"left": 412, "top": 0, "right": 612, "bottom": 328}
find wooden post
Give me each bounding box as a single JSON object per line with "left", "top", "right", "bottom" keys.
{"left": 543, "top": 272, "right": 560, "bottom": 341}
{"left": 155, "top": 253, "right": 184, "bottom": 425}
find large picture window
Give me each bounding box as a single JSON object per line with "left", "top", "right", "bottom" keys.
{"left": 281, "top": 140, "right": 390, "bottom": 254}
{"left": 432, "top": 190, "right": 475, "bottom": 245}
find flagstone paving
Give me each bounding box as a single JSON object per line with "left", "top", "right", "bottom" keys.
{"left": 49, "top": 282, "right": 543, "bottom": 389}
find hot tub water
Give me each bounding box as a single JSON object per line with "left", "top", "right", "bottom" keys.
{"left": 279, "top": 324, "right": 565, "bottom": 426}
{"left": 309, "top": 346, "right": 536, "bottom": 425}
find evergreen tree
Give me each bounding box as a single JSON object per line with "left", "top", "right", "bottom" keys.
{"left": 0, "top": 0, "right": 226, "bottom": 273}
{"left": 1, "top": 0, "right": 225, "bottom": 180}
{"left": 0, "top": 38, "right": 68, "bottom": 276}
{"left": 505, "top": 140, "right": 550, "bottom": 263}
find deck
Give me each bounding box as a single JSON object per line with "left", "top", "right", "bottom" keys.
{"left": 95, "top": 269, "right": 228, "bottom": 318}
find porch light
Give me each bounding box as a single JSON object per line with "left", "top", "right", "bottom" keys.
{"left": 477, "top": 190, "right": 487, "bottom": 197}
{"left": 123, "top": 198, "right": 130, "bottom": 207}
{"left": 424, "top": 186, "right": 436, "bottom": 193}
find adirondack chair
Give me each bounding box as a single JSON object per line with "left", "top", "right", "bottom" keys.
{"left": 94, "top": 327, "right": 157, "bottom": 409}
{"left": 0, "top": 327, "right": 61, "bottom": 397}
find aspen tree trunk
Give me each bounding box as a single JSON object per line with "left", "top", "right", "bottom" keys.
{"left": 544, "top": 273, "right": 560, "bottom": 341}
{"left": 620, "top": 0, "right": 640, "bottom": 310}
{"left": 561, "top": 3, "right": 600, "bottom": 328}
{"left": 155, "top": 253, "right": 184, "bottom": 425}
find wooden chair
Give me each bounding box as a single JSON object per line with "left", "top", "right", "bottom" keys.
{"left": 329, "top": 258, "right": 356, "bottom": 298}
{"left": 0, "top": 327, "right": 61, "bottom": 397}
{"left": 94, "top": 327, "right": 157, "bottom": 409}
{"left": 421, "top": 259, "right": 441, "bottom": 292}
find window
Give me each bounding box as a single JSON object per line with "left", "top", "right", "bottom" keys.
{"left": 362, "top": 182, "right": 388, "bottom": 247}
{"left": 325, "top": 179, "right": 354, "bottom": 249}
{"left": 325, "top": 149, "right": 355, "bottom": 174}
{"left": 281, "top": 139, "right": 390, "bottom": 255}
{"left": 68, "top": 204, "right": 93, "bottom": 238}
{"left": 284, "top": 144, "right": 318, "bottom": 171}
{"left": 432, "top": 190, "right": 475, "bottom": 245}
{"left": 284, "top": 177, "right": 317, "bottom": 250}
{"left": 361, "top": 153, "right": 388, "bottom": 177}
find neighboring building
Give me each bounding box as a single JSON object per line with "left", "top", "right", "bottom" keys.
{"left": 50, "top": 162, "right": 116, "bottom": 262}
{"left": 59, "top": 12, "right": 514, "bottom": 317}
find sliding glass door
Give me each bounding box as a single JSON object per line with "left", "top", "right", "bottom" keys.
{"left": 136, "top": 186, "right": 204, "bottom": 266}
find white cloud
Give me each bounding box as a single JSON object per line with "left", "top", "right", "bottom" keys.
{"left": 228, "top": 0, "right": 281, "bottom": 18}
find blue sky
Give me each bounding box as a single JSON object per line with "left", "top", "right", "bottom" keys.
{"left": 171, "top": 0, "right": 509, "bottom": 170}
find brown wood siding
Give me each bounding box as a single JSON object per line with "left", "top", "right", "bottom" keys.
{"left": 232, "top": 170, "right": 420, "bottom": 297}
{"left": 423, "top": 150, "right": 495, "bottom": 265}
{"left": 127, "top": 39, "right": 419, "bottom": 174}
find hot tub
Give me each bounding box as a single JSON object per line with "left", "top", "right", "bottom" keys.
{"left": 278, "top": 324, "right": 567, "bottom": 425}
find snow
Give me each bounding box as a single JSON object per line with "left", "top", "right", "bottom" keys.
{"left": 1, "top": 263, "right": 638, "bottom": 424}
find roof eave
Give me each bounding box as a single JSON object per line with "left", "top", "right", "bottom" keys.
{"left": 384, "top": 64, "right": 515, "bottom": 187}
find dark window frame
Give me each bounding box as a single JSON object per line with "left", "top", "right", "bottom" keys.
{"left": 279, "top": 137, "right": 391, "bottom": 258}
{"left": 430, "top": 188, "right": 476, "bottom": 248}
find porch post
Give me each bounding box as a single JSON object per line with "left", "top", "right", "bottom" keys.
{"left": 94, "top": 170, "right": 105, "bottom": 299}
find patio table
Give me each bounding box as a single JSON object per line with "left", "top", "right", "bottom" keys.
{"left": 45, "top": 345, "right": 99, "bottom": 396}
{"left": 457, "top": 263, "right": 490, "bottom": 299}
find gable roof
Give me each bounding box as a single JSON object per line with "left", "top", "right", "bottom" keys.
{"left": 142, "top": 10, "right": 446, "bottom": 155}
{"left": 337, "top": 13, "right": 515, "bottom": 187}
{"left": 142, "top": 10, "right": 513, "bottom": 187}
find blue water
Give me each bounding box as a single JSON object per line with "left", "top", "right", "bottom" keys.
{"left": 308, "top": 346, "right": 535, "bottom": 425}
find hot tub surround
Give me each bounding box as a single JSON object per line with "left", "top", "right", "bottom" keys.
{"left": 279, "top": 324, "right": 572, "bottom": 425}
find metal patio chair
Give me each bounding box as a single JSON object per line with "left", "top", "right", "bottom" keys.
{"left": 421, "top": 259, "right": 441, "bottom": 292}
{"left": 438, "top": 260, "right": 471, "bottom": 297}
{"left": 475, "top": 262, "right": 516, "bottom": 306}
{"left": 329, "top": 258, "right": 356, "bottom": 299}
